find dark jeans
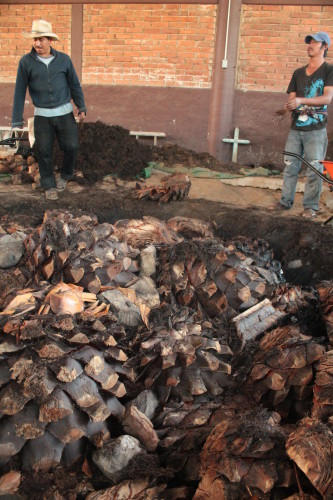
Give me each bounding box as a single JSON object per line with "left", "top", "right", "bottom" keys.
{"left": 34, "top": 112, "right": 78, "bottom": 190}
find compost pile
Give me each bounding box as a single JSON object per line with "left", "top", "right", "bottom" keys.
{"left": 2, "top": 122, "right": 271, "bottom": 187}
{"left": 0, "top": 210, "right": 332, "bottom": 499}
{"left": 149, "top": 142, "right": 236, "bottom": 173}
{"left": 54, "top": 122, "right": 236, "bottom": 184}
{"left": 1, "top": 123, "right": 154, "bottom": 186}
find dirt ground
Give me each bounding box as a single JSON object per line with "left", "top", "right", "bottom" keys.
{"left": 0, "top": 167, "right": 332, "bottom": 286}
{"left": 1, "top": 121, "right": 333, "bottom": 287}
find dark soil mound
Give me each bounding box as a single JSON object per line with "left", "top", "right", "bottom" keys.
{"left": 52, "top": 122, "right": 238, "bottom": 184}
{"left": 150, "top": 142, "right": 235, "bottom": 173}
{"left": 75, "top": 122, "right": 152, "bottom": 182}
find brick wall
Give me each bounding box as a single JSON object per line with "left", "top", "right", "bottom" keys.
{"left": 237, "top": 4, "right": 333, "bottom": 92}
{"left": 0, "top": 3, "right": 216, "bottom": 88}
{"left": 82, "top": 4, "right": 216, "bottom": 88}
{"left": 3, "top": 3, "right": 333, "bottom": 93}
{"left": 0, "top": 5, "right": 71, "bottom": 82}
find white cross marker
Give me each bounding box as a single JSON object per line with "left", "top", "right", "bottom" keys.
{"left": 222, "top": 127, "right": 250, "bottom": 163}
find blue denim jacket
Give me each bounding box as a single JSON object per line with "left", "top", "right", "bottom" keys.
{"left": 12, "top": 47, "right": 86, "bottom": 127}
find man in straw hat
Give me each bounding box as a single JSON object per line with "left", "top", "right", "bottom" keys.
{"left": 12, "top": 20, "right": 86, "bottom": 200}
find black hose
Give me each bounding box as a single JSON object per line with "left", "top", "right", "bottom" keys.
{"left": 283, "top": 150, "right": 333, "bottom": 185}
{"left": 0, "top": 137, "right": 26, "bottom": 148}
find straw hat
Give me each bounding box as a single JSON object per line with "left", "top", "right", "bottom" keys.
{"left": 23, "top": 20, "right": 59, "bottom": 41}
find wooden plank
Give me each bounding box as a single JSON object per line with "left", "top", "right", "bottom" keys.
{"left": 232, "top": 299, "right": 285, "bottom": 344}
{"left": 130, "top": 131, "right": 166, "bottom": 137}
{"left": 130, "top": 131, "right": 166, "bottom": 146}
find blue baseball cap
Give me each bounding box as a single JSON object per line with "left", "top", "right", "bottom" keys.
{"left": 305, "top": 31, "right": 331, "bottom": 48}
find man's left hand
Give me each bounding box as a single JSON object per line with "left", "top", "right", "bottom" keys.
{"left": 285, "top": 97, "right": 302, "bottom": 110}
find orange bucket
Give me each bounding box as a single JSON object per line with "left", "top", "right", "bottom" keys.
{"left": 321, "top": 160, "right": 333, "bottom": 180}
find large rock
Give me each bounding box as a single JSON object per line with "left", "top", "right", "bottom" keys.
{"left": 127, "top": 390, "right": 159, "bottom": 420}
{"left": 0, "top": 233, "right": 26, "bottom": 268}
{"left": 140, "top": 245, "right": 157, "bottom": 277}
{"left": 92, "top": 435, "right": 143, "bottom": 482}
{"left": 129, "top": 276, "right": 160, "bottom": 309}
{"left": 101, "top": 289, "right": 142, "bottom": 327}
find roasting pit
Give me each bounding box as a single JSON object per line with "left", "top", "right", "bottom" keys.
{"left": 0, "top": 123, "right": 332, "bottom": 498}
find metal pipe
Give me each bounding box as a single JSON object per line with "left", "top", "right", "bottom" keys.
{"left": 223, "top": 0, "right": 231, "bottom": 66}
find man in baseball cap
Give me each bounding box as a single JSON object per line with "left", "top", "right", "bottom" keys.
{"left": 305, "top": 31, "right": 331, "bottom": 48}
{"left": 276, "top": 30, "right": 333, "bottom": 218}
